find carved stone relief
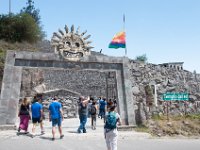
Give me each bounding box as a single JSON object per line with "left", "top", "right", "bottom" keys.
{"left": 51, "top": 25, "right": 93, "bottom": 60}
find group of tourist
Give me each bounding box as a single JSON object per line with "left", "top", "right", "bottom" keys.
{"left": 77, "top": 95, "right": 121, "bottom": 150}
{"left": 18, "top": 95, "right": 121, "bottom": 150}
{"left": 18, "top": 96, "right": 64, "bottom": 140}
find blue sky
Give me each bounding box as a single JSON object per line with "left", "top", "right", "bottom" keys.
{"left": 0, "top": 0, "right": 200, "bottom": 73}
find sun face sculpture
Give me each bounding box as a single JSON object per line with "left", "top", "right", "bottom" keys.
{"left": 51, "top": 25, "right": 93, "bottom": 60}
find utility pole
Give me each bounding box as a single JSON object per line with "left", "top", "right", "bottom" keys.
{"left": 9, "top": 0, "right": 11, "bottom": 15}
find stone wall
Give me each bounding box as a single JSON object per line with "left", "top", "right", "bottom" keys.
{"left": 129, "top": 60, "right": 200, "bottom": 125}
{"left": 20, "top": 68, "right": 117, "bottom": 98}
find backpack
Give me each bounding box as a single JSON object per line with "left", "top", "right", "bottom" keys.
{"left": 90, "top": 105, "right": 96, "bottom": 115}
{"left": 104, "top": 112, "right": 117, "bottom": 130}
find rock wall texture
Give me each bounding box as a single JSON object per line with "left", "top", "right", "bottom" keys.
{"left": 129, "top": 60, "right": 200, "bottom": 125}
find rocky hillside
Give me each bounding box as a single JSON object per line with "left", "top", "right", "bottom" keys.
{"left": 134, "top": 115, "right": 200, "bottom": 137}
{"left": 129, "top": 60, "right": 200, "bottom": 125}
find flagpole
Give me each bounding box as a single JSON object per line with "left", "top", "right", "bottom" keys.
{"left": 123, "top": 14, "right": 127, "bottom": 56}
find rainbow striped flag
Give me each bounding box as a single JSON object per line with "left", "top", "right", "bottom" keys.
{"left": 108, "top": 31, "right": 126, "bottom": 49}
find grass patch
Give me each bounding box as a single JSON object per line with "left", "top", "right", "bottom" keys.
{"left": 185, "top": 114, "right": 200, "bottom": 120}
{"left": 147, "top": 114, "right": 200, "bottom": 137}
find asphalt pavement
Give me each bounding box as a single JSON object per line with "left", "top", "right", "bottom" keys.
{"left": 0, "top": 118, "right": 200, "bottom": 150}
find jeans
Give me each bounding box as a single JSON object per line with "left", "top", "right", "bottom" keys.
{"left": 91, "top": 115, "right": 96, "bottom": 129}
{"left": 99, "top": 108, "right": 105, "bottom": 119}
{"left": 78, "top": 115, "right": 87, "bottom": 133}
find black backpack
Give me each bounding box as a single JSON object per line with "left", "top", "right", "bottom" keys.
{"left": 90, "top": 105, "right": 96, "bottom": 115}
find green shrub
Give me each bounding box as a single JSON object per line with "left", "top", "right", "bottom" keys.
{"left": 0, "top": 13, "right": 42, "bottom": 43}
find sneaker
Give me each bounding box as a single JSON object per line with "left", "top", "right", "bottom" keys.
{"left": 77, "top": 129, "right": 81, "bottom": 133}
{"left": 41, "top": 131, "right": 45, "bottom": 135}
{"left": 83, "top": 130, "right": 87, "bottom": 133}
{"left": 17, "top": 127, "right": 21, "bottom": 132}
{"left": 60, "top": 134, "right": 64, "bottom": 139}
{"left": 52, "top": 137, "right": 55, "bottom": 141}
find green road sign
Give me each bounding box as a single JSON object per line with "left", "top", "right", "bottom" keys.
{"left": 163, "top": 93, "right": 189, "bottom": 101}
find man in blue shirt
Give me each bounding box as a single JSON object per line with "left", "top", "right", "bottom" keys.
{"left": 31, "top": 98, "right": 44, "bottom": 137}
{"left": 99, "top": 98, "right": 107, "bottom": 120}
{"left": 49, "top": 97, "right": 64, "bottom": 141}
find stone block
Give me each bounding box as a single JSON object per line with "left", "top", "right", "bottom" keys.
{"left": 95, "top": 56, "right": 104, "bottom": 62}
{"left": 88, "top": 55, "right": 98, "bottom": 62}
{"left": 8, "top": 99, "right": 18, "bottom": 110}
{"left": 0, "top": 99, "right": 8, "bottom": 107}
{"left": 47, "top": 53, "right": 57, "bottom": 60}
{"left": 2, "top": 65, "right": 13, "bottom": 83}
{"left": 0, "top": 115, "right": 7, "bottom": 125}
{"left": 39, "top": 53, "right": 50, "bottom": 60}
{"left": 23, "top": 51, "right": 33, "bottom": 59}
{"left": 6, "top": 99, "right": 18, "bottom": 124}
{"left": 5, "top": 51, "right": 15, "bottom": 65}
{"left": 103, "top": 56, "right": 111, "bottom": 63}
{"left": 1, "top": 83, "right": 12, "bottom": 99}
{"left": 0, "top": 107, "right": 8, "bottom": 125}
{"left": 11, "top": 83, "right": 21, "bottom": 99}
{"left": 16, "top": 51, "right": 33, "bottom": 60}
{"left": 12, "top": 67, "right": 22, "bottom": 83}
{"left": 32, "top": 52, "right": 42, "bottom": 60}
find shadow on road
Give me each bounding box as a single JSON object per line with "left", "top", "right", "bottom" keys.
{"left": 16, "top": 132, "right": 32, "bottom": 138}
{"left": 67, "top": 131, "right": 79, "bottom": 134}
{"left": 39, "top": 136, "right": 53, "bottom": 141}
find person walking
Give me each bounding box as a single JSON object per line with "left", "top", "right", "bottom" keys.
{"left": 107, "top": 99, "right": 114, "bottom": 112}
{"left": 104, "top": 105, "right": 121, "bottom": 150}
{"left": 49, "top": 97, "right": 64, "bottom": 141}
{"left": 77, "top": 96, "right": 90, "bottom": 133}
{"left": 99, "top": 98, "right": 107, "bottom": 121}
{"left": 90, "top": 99, "right": 97, "bottom": 130}
{"left": 31, "top": 98, "right": 45, "bottom": 137}
{"left": 18, "top": 97, "right": 30, "bottom": 133}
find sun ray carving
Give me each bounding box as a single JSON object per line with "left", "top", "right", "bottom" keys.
{"left": 51, "top": 25, "right": 93, "bottom": 60}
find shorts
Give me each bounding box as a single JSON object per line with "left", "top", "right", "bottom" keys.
{"left": 32, "top": 117, "right": 42, "bottom": 124}
{"left": 52, "top": 118, "right": 62, "bottom": 127}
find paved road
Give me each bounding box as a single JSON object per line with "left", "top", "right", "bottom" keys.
{"left": 0, "top": 118, "right": 200, "bottom": 150}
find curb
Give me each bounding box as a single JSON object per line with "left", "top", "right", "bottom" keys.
{"left": 0, "top": 125, "right": 16, "bottom": 131}
{"left": 118, "top": 125, "right": 136, "bottom": 131}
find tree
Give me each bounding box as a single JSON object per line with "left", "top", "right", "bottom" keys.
{"left": 20, "top": 0, "right": 45, "bottom": 39}
{"left": 0, "top": 13, "right": 41, "bottom": 43}
{"left": 135, "top": 54, "right": 148, "bottom": 63}
{"left": 20, "top": 0, "right": 40, "bottom": 24}
{"left": 14, "top": 13, "right": 41, "bottom": 43}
